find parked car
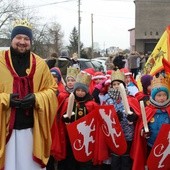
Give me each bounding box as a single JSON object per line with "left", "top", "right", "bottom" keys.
{"left": 45, "top": 57, "right": 106, "bottom": 79}
{"left": 55, "top": 57, "right": 95, "bottom": 79}
{"left": 91, "top": 58, "right": 107, "bottom": 73}
{"left": 91, "top": 59, "right": 105, "bottom": 73}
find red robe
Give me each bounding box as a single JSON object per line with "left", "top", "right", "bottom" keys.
{"left": 57, "top": 89, "right": 69, "bottom": 108}
{"left": 130, "top": 104, "right": 170, "bottom": 170}
{"left": 57, "top": 82, "right": 65, "bottom": 94}
{"left": 135, "top": 91, "right": 147, "bottom": 101}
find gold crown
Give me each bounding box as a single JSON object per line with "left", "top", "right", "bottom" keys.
{"left": 13, "top": 19, "right": 32, "bottom": 29}
{"left": 151, "top": 74, "right": 170, "bottom": 89}
{"left": 76, "top": 71, "right": 92, "bottom": 86}
{"left": 66, "top": 66, "right": 80, "bottom": 79}
{"left": 111, "top": 69, "right": 125, "bottom": 82}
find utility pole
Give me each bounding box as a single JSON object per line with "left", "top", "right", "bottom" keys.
{"left": 91, "top": 13, "right": 94, "bottom": 59}
{"left": 78, "top": 0, "right": 81, "bottom": 58}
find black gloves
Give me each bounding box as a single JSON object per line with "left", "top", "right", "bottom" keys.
{"left": 20, "top": 93, "right": 35, "bottom": 109}
{"left": 117, "top": 110, "right": 123, "bottom": 121}
{"left": 10, "top": 94, "right": 21, "bottom": 108}
{"left": 62, "top": 113, "right": 75, "bottom": 123}
{"left": 10, "top": 93, "right": 35, "bottom": 109}
{"left": 127, "top": 113, "right": 138, "bottom": 122}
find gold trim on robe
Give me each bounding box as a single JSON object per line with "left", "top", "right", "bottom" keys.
{"left": 0, "top": 50, "right": 58, "bottom": 169}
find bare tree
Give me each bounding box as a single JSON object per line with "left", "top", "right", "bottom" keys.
{"left": 31, "top": 22, "right": 63, "bottom": 58}
{"left": 0, "top": 0, "right": 19, "bottom": 29}
{"left": 0, "top": 0, "right": 27, "bottom": 38}
{"left": 47, "top": 22, "right": 64, "bottom": 57}
{"left": 0, "top": 1, "right": 64, "bottom": 58}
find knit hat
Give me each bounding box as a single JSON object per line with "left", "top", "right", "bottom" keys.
{"left": 150, "top": 73, "right": 170, "bottom": 100}
{"left": 74, "top": 71, "right": 92, "bottom": 93}
{"left": 92, "top": 71, "right": 106, "bottom": 80}
{"left": 141, "top": 74, "right": 153, "bottom": 94}
{"left": 74, "top": 82, "right": 89, "bottom": 93}
{"left": 11, "top": 19, "right": 33, "bottom": 41}
{"left": 50, "top": 67, "right": 62, "bottom": 82}
{"left": 151, "top": 87, "right": 169, "bottom": 100}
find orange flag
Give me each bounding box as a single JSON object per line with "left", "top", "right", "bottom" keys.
{"left": 144, "top": 25, "right": 170, "bottom": 75}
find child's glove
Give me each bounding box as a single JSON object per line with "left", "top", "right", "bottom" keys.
{"left": 62, "top": 115, "right": 71, "bottom": 123}
{"left": 127, "top": 113, "right": 137, "bottom": 122}
{"left": 141, "top": 128, "right": 151, "bottom": 139}
{"left": 62, "top": 112, "right": 75, "bottom": 123}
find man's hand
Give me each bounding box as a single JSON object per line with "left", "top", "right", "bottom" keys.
{"left": 21, "top": 93, "right": 35, "bottom": 109}
{"left": 10, "top": 94, "right": 21, "bottom": 108}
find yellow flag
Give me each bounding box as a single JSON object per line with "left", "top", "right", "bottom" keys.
{"left": 144, "top": 26, "right": 170, "bottom": 75}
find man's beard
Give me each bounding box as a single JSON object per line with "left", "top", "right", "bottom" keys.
{"left": 15, "top": 45, "right": 30, "bottom": 54}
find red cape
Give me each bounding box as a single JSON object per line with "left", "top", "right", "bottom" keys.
{"left": 135, "top": 91, "right": 148, "bottom": 101}
{"left": 128, "top": 95, "right": 141, "bottom": 116}
{"left": 130, "top": 104, "right": 170, "bottom": 170}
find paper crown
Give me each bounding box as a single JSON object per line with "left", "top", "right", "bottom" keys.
{"left": 151, "top": 74, "right": 170, "bottom": 89}
{"left": 66, "top": 66, "right": 80, "bottom": 80}
{"left": 76, "top": 71, "right": 92, "bottom": 86}
{"left": 111, "top": 69, "right": 125, "bottom": 82}
{"left": 13, "top": 19, "right": 32, "bottom": 29}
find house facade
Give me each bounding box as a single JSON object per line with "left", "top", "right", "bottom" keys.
{"left": 130, "top": 0, "right": 170, "bottom": 54}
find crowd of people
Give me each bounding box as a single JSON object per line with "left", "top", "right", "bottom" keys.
{"left": 0, "top": 19, "right": 169, "bottom": 170}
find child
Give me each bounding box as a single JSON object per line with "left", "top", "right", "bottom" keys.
{"left": 57, "top": 66, "right": 80, "bottom": 107}
{"left": 50, "top": 67, "right": 65, "bottom": 94}
{"left": 131, "top": 73, "right": 170, "bottom": 170}
{"left": 50, "top": 66, "right": 80, "bottom": 170}
{"left": 121, "top": 68, "right": 139, "bottom": 96}
{"left": 135, "top": 74, "right": 153, "bottom": 106}
{"left": 104, "top": 69, "right": 139, "bottom": 170}
{"left": 91, "top": 71, "right": 109, "bottom": 105}
{"left": 59, "top": 71, "right": 98, "bottom": 170}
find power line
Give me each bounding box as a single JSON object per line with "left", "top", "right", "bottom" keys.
{"left": 22, "top": 0, "right": 76, "bottom": 10}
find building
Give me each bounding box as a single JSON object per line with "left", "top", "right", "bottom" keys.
{"left": 128, "top": 28, "right": 135, "bottom": 52}
{"left": 129, "top": 0, "right": 170, "bottom": 54}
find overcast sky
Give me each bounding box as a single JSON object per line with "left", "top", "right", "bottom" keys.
{"left": 19, "top": 0, "right": 135, "bottom": 50}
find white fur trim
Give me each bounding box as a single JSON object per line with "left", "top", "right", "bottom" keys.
{"left": 125, "top": 72, "right": 132, "bottom": 76}
{"left": 92, "top": 75, "right": 106, "bottom": 80}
